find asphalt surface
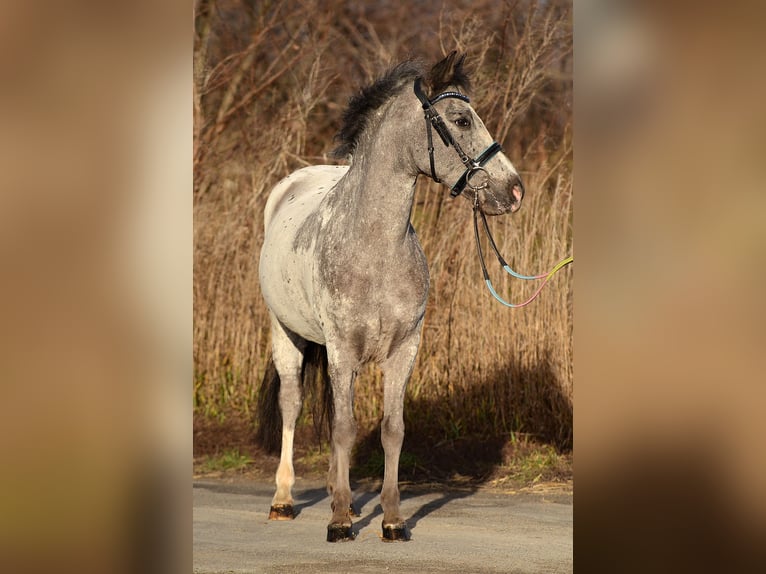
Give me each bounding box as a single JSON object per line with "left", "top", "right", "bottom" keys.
{"left": 193, "top": 478, "right": 572, "bottom": 573}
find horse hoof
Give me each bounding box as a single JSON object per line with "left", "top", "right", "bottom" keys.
{"left": 382, "top": 522, "right": 411, "bottom": 542}
{"left": 268, "top": 504, "right": 295, "bottom": 520}
{"left": 326, "top": 524, "right": 355, "bottom": 542}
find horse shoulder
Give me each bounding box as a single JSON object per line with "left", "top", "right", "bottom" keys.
{"left": 263, "top": 165, "right": 348, "bottom": 230}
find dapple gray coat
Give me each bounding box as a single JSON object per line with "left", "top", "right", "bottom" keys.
{"left": 258, "top": 52, "right": 523, "bottom": 541}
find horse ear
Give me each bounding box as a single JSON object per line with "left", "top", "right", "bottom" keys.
{"left": 426, "top": 51, "right": 470, "bottom": 95}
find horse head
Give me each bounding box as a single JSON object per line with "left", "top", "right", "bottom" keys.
{"left": 413, "top": 51, "right": 524, "bottom": 215}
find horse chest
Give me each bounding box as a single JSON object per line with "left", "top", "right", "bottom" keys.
{"left": 312, "top": 238, "right": 428, "bottom": 355}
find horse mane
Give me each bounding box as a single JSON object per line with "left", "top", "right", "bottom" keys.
{"left": 332, "top": 53, "right": 471, "bottom": 159}
{"left": 331, "top": 61, "right": 423, "bottom": 159}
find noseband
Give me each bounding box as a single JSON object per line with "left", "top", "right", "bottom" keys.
{"left": 413, "top": 77, "right": 503, "bottom": 197}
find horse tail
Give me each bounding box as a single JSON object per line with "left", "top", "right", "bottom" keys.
{"left": 302, "top": 342, "right": 334, "bottom": 445}
{"left": 255, "top": 357, "right": 282, "bottom": 454}
{"left": 255, "top": 343, "right": 333, "bottom": 455}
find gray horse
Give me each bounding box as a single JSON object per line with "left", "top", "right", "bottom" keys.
{"left": 257, "top": 52, "right": 523, "bottom": 542}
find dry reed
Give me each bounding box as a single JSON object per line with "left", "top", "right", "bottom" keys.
{"left": 193, "top": 0, "right": 573, "bottom": 462}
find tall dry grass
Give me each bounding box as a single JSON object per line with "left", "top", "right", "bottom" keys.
{"left": 193, "top": 0, "right": 573, "bottom": 461}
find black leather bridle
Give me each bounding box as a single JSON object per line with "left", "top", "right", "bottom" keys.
{"left": 413, "top": 77, "right": 504, "bottom": 197}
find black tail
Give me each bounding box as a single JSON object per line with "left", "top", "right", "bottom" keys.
{"left": 255, "top": 342, "right": 333, "bottom": 454}
{"left": 255, "top": 357, "right": 282, "bottom": 453}
{"left": 302, "top": 342, "right": 334, "bottom": 446}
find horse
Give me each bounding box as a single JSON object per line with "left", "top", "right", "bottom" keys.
{"left": 257, "top": 51, "right": 524, "bottom": 542}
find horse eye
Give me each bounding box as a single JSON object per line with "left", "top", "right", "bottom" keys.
{"left": 455, "top": 117, "right": 471, "bottom": 128}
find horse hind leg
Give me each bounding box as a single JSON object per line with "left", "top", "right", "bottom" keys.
{"left": 379, "top": 332, "right": 421, "bottom": 542}
{"left": 267, "top": 319, "right": 306, "bottom": 521}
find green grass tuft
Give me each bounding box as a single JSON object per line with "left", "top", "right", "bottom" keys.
{"left": 199, "top": 449, "right": 254, "bottom": 473}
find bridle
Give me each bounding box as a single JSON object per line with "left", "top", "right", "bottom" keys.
{"left": 413, "top": 77, "right": 505, "bottom": 198}
{"left": 414, "top": 77, "right": 572, "bottom": 308}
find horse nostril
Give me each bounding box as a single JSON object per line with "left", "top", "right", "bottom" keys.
{"left": 510, "top": 176, "right": 524, "bottom": 204}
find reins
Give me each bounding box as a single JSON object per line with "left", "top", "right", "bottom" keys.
{"left": 472, "top": 192, "right": 572, "bottom": 308}
{"left": 414, "top": 77, "right": 573, "bottom": 307}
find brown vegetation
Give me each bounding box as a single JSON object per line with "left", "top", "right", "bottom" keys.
{"left": 193, "top": 0, "right": 572, "bottom": 480}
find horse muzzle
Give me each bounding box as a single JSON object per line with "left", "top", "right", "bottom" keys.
{"left": 478, "top": 177, "right": 524, "bottom": 215}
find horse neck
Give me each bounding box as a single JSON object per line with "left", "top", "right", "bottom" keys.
{"left": 335, "top": 110, "right": 418, "bottom": 243}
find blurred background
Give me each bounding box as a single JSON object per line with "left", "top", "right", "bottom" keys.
{"left": 576, "top": 0, "right": 766, "bottom": 571}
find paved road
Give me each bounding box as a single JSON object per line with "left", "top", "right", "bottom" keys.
{"left": 193, "top": 478, "right": 572, "bottom": 573}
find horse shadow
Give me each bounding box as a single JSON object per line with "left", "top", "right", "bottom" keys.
{"left": 347, "top": 487, "right": 477, "bottom": 537}
{"left": 292, "top": 487, "right": 328, "bottom": 517}
{"left": 293, "top": 482, "right": 468, "bottom": 535}
{"left": 404, "top": 488, "right": 476, "bottom": 530}
{"left": 351, "top": 353, "right": 571, "bottom": 484}
{"left": 292, "top": 484, "right": 380, "bottom": 520}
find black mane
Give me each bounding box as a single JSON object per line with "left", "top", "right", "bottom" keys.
{"left": 332, "top": 61, "right": 423, "bottom": 159}
{"left": 331, "top": 53, "right": 471, "bottom": 159}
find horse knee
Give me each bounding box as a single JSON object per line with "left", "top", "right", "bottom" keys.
{"left": 332, "top": 416, "right": 357, "bottom": 451}
{"left": 381, "top": 415, "right": 404, "bottom": 449}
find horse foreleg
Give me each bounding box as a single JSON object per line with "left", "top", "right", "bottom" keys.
{"left": 326, "top": 365, "right": 357, "bottom": 542}
{"left": 379, "top": 332, "right": 421, "bottom": 541}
